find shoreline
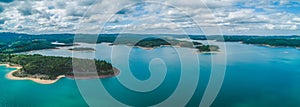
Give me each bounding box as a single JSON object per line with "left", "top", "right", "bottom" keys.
{"left": 0, "top": 64, "right": 22, "bottom": 69}
{"left": 134, "top": 45, "right": 181, "bottom": 50}
{"left": 1, "top": 64, "right": 120, "bottom": 84}
{"left": 1, "top": 64, "right": 65, "bottom": 84}
{"left": 6, "top": 70, "right": 65, "bottom": 84}
{"left": 192, "top": 51, "right": 220, "bottom": 54}
{"left": 241, "top": 42, "right": 299, "bottom": 49}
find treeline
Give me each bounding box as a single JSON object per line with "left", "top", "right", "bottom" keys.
{"left": 134, "top": 38, "right": 171, "bottom": 48}
{"left": 133, "top": 37, "right": 220, "bottom": 52}
{"left": 190, "top": 35, "right": 300, "bottom": 47}
{"left": 0, "top": 33, "right": 74, "bottom": 53}
{"left": 0, "top": 40, "right": 56, "bottom": 53}
{"left": 0, "top": 33, "right": 123, "bottom": 53}
{"left": 222, "top": 36, "right": 300, "bottom": 47}
{"left": 0, "top": 33, "right": 221, "bottom": 53}
{"left": 243, "top": 38, "right": 300, "bottom": 47}
{"left": 0, "top": 32, "right": 74, "bottom": 44}
{"left": 0, "top": 54, "right": 115, "bottom": 80}
{"left": 195, "top": 45, "right": 219, "bottom": 52}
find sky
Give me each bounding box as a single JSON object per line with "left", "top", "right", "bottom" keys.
{"left": 0, "top": 0, "right": 300, "bottom": 35}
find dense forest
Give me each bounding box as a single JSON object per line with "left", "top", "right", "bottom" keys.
{"left": 0, "top": 54, "right": 116, "bottom": 80}
{"left": 0, "top": 33, "right": 74, "bottom": 53}
{"left": 0, "top": 33, "right": 221, "bottom": 53}
{"left": 1, "top": 33, "right": 298, "bottom": 80}
{"left": 133, "top": 37, "right": 220, "bottom": 52}
{"left": 195, "top": 45, "right": 219, "bottom": 52}
{"left": 68, "top": 47, "right": 96, "bottom": 51}
{"left": 2, "top": 32, "right": 299, "bottom": 54}
{"left": 190, "top": 35, "right": 300, "bottom": 47}
{"left": 110, "top": 37, "right": 220, "bottom": 52}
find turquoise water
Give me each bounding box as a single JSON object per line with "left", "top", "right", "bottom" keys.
{"left": 211, "top": 43, "right": 300, "bottom": 107}
{"left": 3, "top": 42, "right": 300, "bottom": 107}
{"left": 0, "top": 66, "right": 88, "bottom": 107}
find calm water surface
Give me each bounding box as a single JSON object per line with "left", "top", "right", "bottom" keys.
{"left": 1, "top": 41, "right": 300, "bottom": 107}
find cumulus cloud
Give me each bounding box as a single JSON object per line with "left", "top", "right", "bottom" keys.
{"left": 17, "top": 2, "right": 33, "bottom": 16}
{"left": 0, "top": 0, "right": 299, "bottom": 35}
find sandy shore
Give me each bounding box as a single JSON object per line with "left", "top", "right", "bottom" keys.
{"left": 1, "top": 64, "right": 120, "bottom": 84}
{"left": 135, "top": 45, "right": 175, "bottom": 50}
{"left": 192, "top": 51, "right": 220, "bottom": 54}
{"left": 0, "top": 64, "right": 22, "bottom": 69}
{"left": 1, "top": 64, "right": 65, "bottom": 84}
{"left": 260, "top": 44, "right": 276, "bottom": 48}
{"left": 139, "top": 47, "right": 154, "bottom": 50}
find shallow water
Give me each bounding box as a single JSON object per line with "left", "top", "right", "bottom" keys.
{"left": 3, "top": 41, "right": 300, "bottom": 107}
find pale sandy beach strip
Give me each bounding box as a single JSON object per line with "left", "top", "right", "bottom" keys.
{"left": 1, "top": 64, "right": 65, "bottom": 84}
{"left": 192, "top": 51, "right": 220, "bottom": 54}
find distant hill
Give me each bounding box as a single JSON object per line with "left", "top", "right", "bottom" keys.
{"left": 0, "top": 32, "right": 299, "bottom": 53}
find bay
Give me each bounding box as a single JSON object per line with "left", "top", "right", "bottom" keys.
{"left": 1, "top": 41, "right": 299, "bottom": 107}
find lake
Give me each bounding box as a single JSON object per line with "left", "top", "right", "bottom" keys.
{"left": 2, "top": 41, "right": 300, "bottom": 107}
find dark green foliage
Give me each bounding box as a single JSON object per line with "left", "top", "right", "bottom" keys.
{"left": 134, "top": 38, "right": 171, "bottom": 48}
{"left": 1, "top": 40, "right": 56, "bottom": 53}
{"left": 112, "top": 37, "right": 219, "bottom": 52}
{"left": 0, "top": 54, "right": 10, "bottom": 62}
{"left": 0, "top": 33, "right": 126, "bottom": 53}
{"left": 0, "top": 32, "right": 74, "bottom": 44}
{"left": 1, "top": 54, "right": 115, "bottom": 80}
{"left": 0, "top": 33, "right": 75, "bottom": 53}
{"left": 222, "top": 36, "right": 300, "bottom": 47}
{"left": 192, "top": 42, "right": 202, "bottom": 45}
{"left": 190, "top": 35, "right": 300, "bottom": 47}
{"left": 68, "top": 47, "right": 95, "bottom": 51}
{"left": 0, "top": 33, "right": 223, "bottom": 53}
{"left": 195, "top": 45, "right": 219, "bottom": 52}
{"left": 243, "top": 38, "right": 300, "bottom": 47}
{"left": 225, "top": 36, "right": 300, "bottom": 47}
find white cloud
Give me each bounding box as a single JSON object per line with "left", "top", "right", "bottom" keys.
{"left": 293, "top": 18, "right": 300, "bottom": 22}
{"left": 0, "top": 0, "right": 299, "bottom": 35}
{"left": 264, "top": 24, "right": 276, "bottom": 30}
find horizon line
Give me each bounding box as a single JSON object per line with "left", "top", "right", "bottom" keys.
{"left": 0, "top": 32, "right": 299, "bottom": 36}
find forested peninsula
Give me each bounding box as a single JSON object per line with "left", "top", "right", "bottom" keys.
{"left": 0, "top": 54, "right": 119, "bottom": 84}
